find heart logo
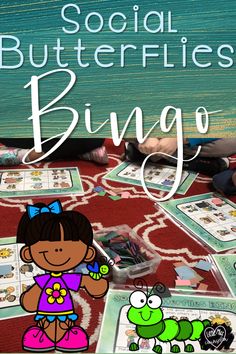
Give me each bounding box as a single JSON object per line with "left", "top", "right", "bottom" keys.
{"left": 87, "top": 261, "right": 99, "bottom": 273}
{"left": 204, "top": 325, "right": 226, "bottom": 349}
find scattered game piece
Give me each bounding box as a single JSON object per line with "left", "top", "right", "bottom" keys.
{"left": 175, "top": 279, "right": 192, "bottom": 286}
{"left": 173, "top": 260, "right": 211, "bottom": 292}
{"left": 175, "top": 286, "right": 194, "bottom": 291}
{"left": 175, "top": 266, "right": 196, "bottom": 280}
{"left": 193, "top": 273, "right": 204, "bottom": 282}
{"left": 104, "top": 248, "right": 121, "bottom": 263}
{"left": 195, "top": 260, "right": 212, "bottom": 271}
{"left": 98, "top": 191, "right": 106, "bottom": 196}
{"left": 110, "top": 236, "right": 127, "bottom": 243}
{"left": 197, "top": 283, "right": 208, "bottom": 291}
{"left": 107, "top": 190, "right": 117, "bottom": 196}
{"left": 121, "top": 191, "right": 131, "bottom": 199}
{"left": 173, "top": 261, "right": 186, "bottom": 267}
{"left": 189, "top": 277, "right": 201, "bottom": 285}
{"left": 109, "top": 195, "right": 122, "bottom": 201}
{"left": 111, "top": 188, "right": 123, "bottom": 193}
{"left": 94, "top": 185, "right": 131, "bottom": 201}
{"left": 93, "top": 186, "right": 104, "bottom": 192}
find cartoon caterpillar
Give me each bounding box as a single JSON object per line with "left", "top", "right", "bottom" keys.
{"left": 87, "top": 257, "right": 114, "bottom": 280}
{"left": 127, "top": 279, "right": 211, "bottom": 353}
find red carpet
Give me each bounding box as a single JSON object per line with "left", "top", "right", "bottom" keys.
{"left": 0, "top": 139, "right": 236, "bottom": 353}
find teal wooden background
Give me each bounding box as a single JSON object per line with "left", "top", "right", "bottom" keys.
{"left": 0, "top": 0, "right": 235, "bottom": 138}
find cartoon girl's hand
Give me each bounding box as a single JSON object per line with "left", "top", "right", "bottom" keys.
{"left": 81, "top": 275, "right": 109, "bottom": 298}
{"left": 20, "top": 284, "right": 41, "bottom": 312}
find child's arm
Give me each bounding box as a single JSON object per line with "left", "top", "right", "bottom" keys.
{"left": 80, "top": 275, "right": 108, "bottom": 298}
{"left": 138, "top": 138, "right": 160, "bottom": 155}
{"left": 20, "top": 283, "right": 41, "bottom": 312}
{"left": 187, "top": 138, "right": 219, "bottom": 148}
{"left": 138, "top": 138, "right": 178, "bottom": 157}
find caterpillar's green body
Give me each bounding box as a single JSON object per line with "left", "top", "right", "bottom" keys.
{"left": 127, "top": 290, "right": 210, "bottom": 353}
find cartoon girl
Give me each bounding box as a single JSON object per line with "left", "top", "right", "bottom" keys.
{"left": 17, "top": 200, "right": 109, "bottom": 352}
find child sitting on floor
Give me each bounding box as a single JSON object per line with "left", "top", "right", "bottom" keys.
{"left": 0, "top": 138, "right": 108, "bottom": 166}
{"left": 125, "top": 138, "right": 236, "bottom": 176}
{"left": 213, "top": 169, "right": 236, "bottom": 195}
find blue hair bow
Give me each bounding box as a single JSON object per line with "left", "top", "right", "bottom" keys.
{"left": 27, "top": 200, "right": 62, "bottom": 219}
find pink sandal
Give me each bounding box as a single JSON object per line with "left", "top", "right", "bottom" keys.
{"left": 23, "top": 326, "right": 55, "bottom": 352}
{"left": 56, "top": 326, "right": 88, "bottom": 352}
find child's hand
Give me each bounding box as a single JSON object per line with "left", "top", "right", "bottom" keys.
{"left": 138, "top": 138, "right": 161, "bottom": 155}
{"left": 154, "top": 138, "right": 178, "bottom": 156}
{"left": 81, "top": 275, "right": 109, "bottom": 298}
{"left": 138, "top": 138, "right": 178, "bottom": 159}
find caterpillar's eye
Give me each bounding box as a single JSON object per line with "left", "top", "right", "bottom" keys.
{"left": 147, "top": 295, "right": 162, "bottom": 309}
{"left": 129, "top": 291, "right": 147, "bottom": 308}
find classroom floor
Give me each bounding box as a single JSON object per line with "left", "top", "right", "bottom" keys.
{"left": 0, "top": 139, "right": 236, "bottom": 353}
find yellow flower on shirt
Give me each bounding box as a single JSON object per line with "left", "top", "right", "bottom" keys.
{"left": 46, "top": 282, "right": 67, "bottom": 304}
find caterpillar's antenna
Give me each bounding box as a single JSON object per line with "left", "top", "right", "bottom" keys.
{"left": 151, "top": 282, "right": 167, "bottom": 297}
{"left": 133, "top": 278, "right": 148, "bottom": 294}
{"left": 108, "top": 258, "right": 115, "bottom": 266}
{"left": 99, "top": 256, "right": 107, "bottom": 263}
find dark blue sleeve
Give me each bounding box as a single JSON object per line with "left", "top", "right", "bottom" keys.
{"left": 187, "top": 138, "right": 220, "bottom": 148}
